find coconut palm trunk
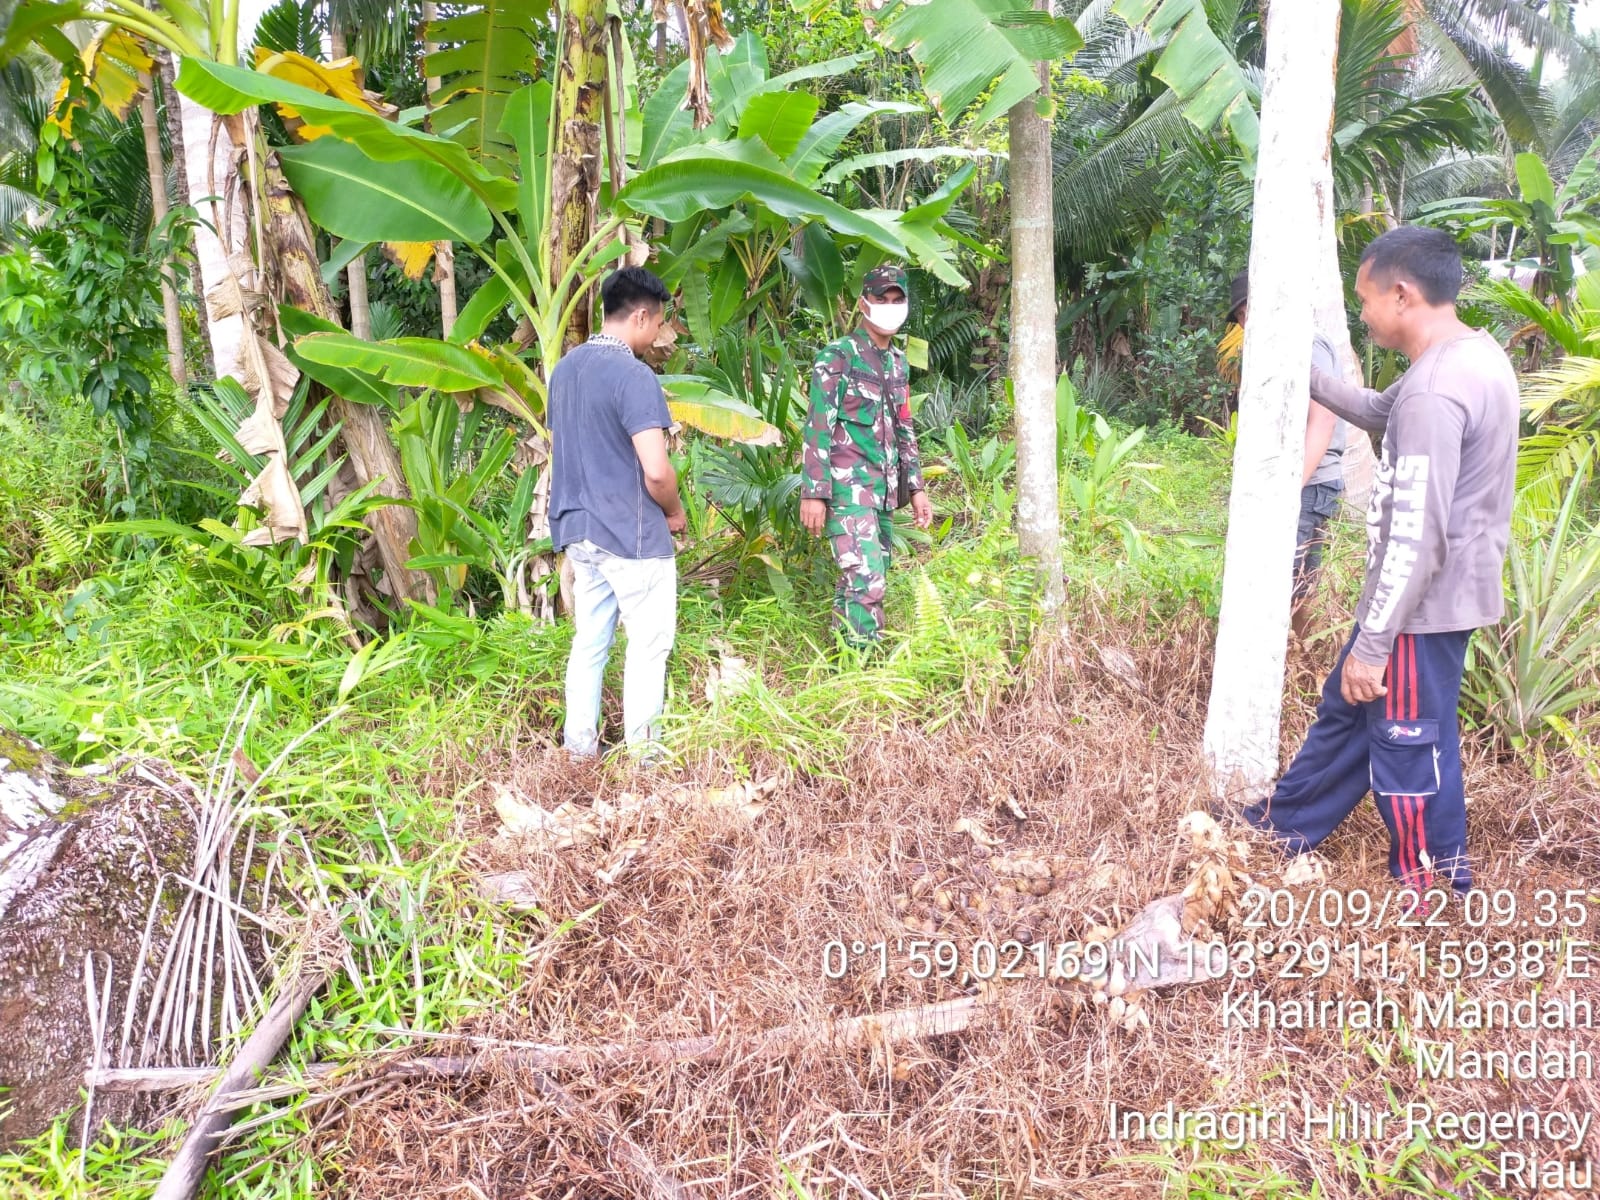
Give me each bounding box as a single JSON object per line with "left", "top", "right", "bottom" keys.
{"left": 1203, "top": 0, "right": 1343, "bottom": 803}
{"left": 137, "top": 69, "right": 186, "bottom": 387}
{"left": 1007, "top": 0, "right": 1064, "bottom": 615}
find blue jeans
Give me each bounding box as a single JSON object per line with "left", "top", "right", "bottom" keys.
{"left": 1293, "top": 480, "right": 1343, "bottom": 603}
{"left": 562, "top": 540, "right": 677, "bottom": 757}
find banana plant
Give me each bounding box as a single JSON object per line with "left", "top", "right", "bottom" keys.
{"left": 1, "top": 0, "right": 439, "bottom": 604}
{"left": 872, "top": 0, "right": 1085, "bottom": 128}
{"left": 620, "top": 31, "right": 988, "bottom": 349}
{"left": 1111, "top": 0, "right": 1258, "bottom": 160}
{"left": 392, "top": 392, "right": 530, "bottom": 608}
{"left": 1418, "top": 136, "right": 1600, "bottom": 311}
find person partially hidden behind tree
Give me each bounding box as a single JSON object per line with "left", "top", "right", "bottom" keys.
{"left": 800, "top": 265, "right": 934, "bottom": 647}
{"left": 550, "top": 266, "right": 685, "bottom": 764}
{"left": 1244, "top": 227, "right": 1517, "bottom": 908}
{"left": 1228, "top": 268, "right": 1347, "bottom": 640}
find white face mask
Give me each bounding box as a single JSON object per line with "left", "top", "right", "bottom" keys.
{"left": 864, "top": 300, "right": 909, "bottom": 334}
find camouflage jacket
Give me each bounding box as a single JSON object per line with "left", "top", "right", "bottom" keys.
{"left": 801, "top": 329, "right": 925, "bottom": 509}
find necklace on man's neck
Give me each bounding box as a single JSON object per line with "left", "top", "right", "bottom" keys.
{"left": 588, "top": 331, "right": 633, "bottom": 355}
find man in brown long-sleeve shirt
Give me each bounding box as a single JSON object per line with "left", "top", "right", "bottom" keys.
{"left": 1244, "top": 227, "right": 1518, "bottom": 907}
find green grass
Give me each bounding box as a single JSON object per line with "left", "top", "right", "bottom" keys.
{"left": 0, "top": 422, "right": 1237, "bottom": 1197}
{"left": 1115, "top": 1122, "right": 1508, "bottom": 1200}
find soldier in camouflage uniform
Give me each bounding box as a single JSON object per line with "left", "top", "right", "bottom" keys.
{"left": 800, "top": 265, "right": 933, "bottom": 645}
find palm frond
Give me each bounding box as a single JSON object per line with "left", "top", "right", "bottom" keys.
{"left": 1516, "top": 425, "right": 1598, "bottom": 498}
{"left": 79, "top": 106, "right": 156, "bottom": 246}
{"left": 1445, "top": 0, "right": 1600, "bottom": 77}
{"left": 1467, "top": 276, "right": 1590, "bottom": 358}
{"left": 253, "top": 0, "right": 325, "bottom": 57}
{"left": 1053, "top": 93, "right": 1198, "bottom": 260}
{"left": 0, "top": 57, "right": 43, "bottom": 155}
{"left": 1549, "top": 73, "right": 1600, "bottom": 179}
{"left": 1524, "top": 355, "right": 1600, "bottom": 423}
{"left": 914, "top": 304, "right": 984, "bottom": 379}
{"left": 327, "top": 0, "right": 417, "bottom": 61}
{"left": 1334, "top": 0, "right": 1411, "bottom": 128}
{"left": 1400, "top": 153, "right": 1507, "bottom": 213}
{"left": 1421, "top": 2, "right": 1553, "bottom": 150}
{"left": 1335, "top": 87, "right": 1492, "bottom": 193}
{"left": 1068, "top": 3, "right": 1157, "bottom": 91}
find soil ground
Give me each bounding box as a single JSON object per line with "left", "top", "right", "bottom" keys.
{"left": 314, "top": 608, "right": 1600, "bottom": 1200}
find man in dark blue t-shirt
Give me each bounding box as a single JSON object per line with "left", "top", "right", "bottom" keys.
{"left": 549, "top": 267, "right": 684, "bottom": 761}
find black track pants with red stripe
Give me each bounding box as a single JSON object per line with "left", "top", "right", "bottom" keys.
{"left": 1244, "top": 626, "right": 1473, "bottom": 892}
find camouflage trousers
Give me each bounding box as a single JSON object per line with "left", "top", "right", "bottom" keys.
{"left": 826, "top": 504, "right": 893, "bottom": 644}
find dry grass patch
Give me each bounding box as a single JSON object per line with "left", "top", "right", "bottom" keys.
{"left": 328, "top": 609, "right": 1600, "bottom": 1200}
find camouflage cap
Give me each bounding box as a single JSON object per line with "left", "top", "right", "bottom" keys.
{"left": 861, "top": 264, "right": 909, "bottom": 298}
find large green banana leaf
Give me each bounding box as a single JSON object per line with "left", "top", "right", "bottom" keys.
{"left": 174, "top": 58, "right": 518, "bottom": 210}
{"left": 1113, "top": 0, "right": 1259, "bottom": 157}
{"left": 294, "top": 332, "right": 503, "bottom": 393}
{"left": 424, "top": 1, "right": 549, "bottom": 176}
{"left": 616, "top": 143, "right": 910, "bottom": 256}
{"left": 871, "top": 0, "right": 1083, "bottom": 128}
{"left": 738, "top": 91, "right": 822, "bottom": 159}
{"left": 279, "top": 306, "right": 401, "bottom": 410}
{"left": 820, "top": 146, "right": 1001, "bottom": 187}
{"left": 661, "top": 377, "right": 781, "bottom": 446}
{"left": 278, "top": 138, "right": 493, "bottom": 244}
{"left": 498, "top": 81, "right": 553, "bottom": 248}
{"left": 788, "top": 101, "right": 924, "bottom": 186}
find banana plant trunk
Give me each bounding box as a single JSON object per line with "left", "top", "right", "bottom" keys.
{"left": 327, "top": 23, "right": 373, "bottom": 340}
{"left": 257, "top": 143, "right": 435, "bottom": 604}
{"left": 179, "top": 89, "right": 432, "bottom": 605}
{"left": 420, "top": 2, "right": 458, "bottom": 336}
{"left": 157, "top": 47, "right": 210, "bottom": 378}
{"left": 550, "top": 0, "right": 609, "bottom": 350}
{"left": 178, "top": 88, "right": 243, "bottom": 388}
{"left": 137, "top": 69, "right": 187, "bottom": 388}
{"left": 1203, "top": 0, "right": 1342, "bottom": 804}
{"left": 1007, "top": 5, "right": 1064, "bottom": 616}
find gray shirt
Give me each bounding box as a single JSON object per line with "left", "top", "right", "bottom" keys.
{"left": 1310, "top": 329, "right": 1518, "bottom": 665}
{"left": 1307, "top": 335, "right": 1347, "bottom": 488}
{"left": 548, "top": 340, "right": 674, "bottom": 560}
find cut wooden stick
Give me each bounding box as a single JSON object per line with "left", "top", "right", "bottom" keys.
{"left": 150, "top": 947, "right": 338, "bottom": 1200}
{"left": 94, "top": 994, "right": 988, "bottom": 1097}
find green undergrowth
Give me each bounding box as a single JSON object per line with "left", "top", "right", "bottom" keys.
{"left": 0, "top": 428, "right": 1242, "bottom": 1197}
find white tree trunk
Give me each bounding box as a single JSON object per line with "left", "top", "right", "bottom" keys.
{"left": 1203, "top": 0, "right": 1342, "bottom": 804}
{"left": 177, "top": 87, "right": 245, "bottom": 381}
{"left": 1007, "top": 17, "right": 1063, "bottom": 615}
{"left": 1314, "top": 169, "right": 1376, "bottom": 511}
